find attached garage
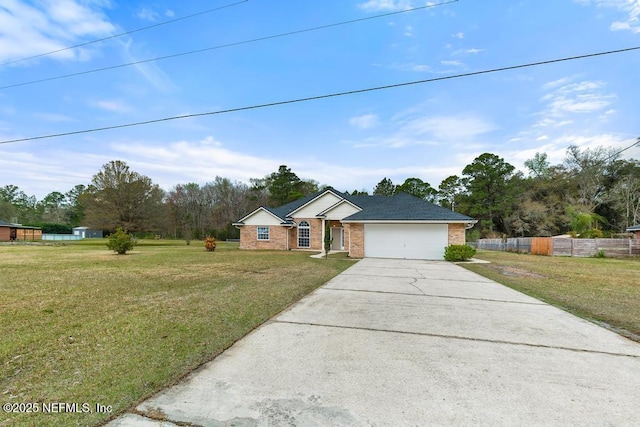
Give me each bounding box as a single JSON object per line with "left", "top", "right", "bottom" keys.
{"left": 364, "top": 223, "right": 449, "bottom": 260}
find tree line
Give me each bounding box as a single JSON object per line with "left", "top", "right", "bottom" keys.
{"left": 364, "top": 144, "right": 640, "bottom": 239}
{"left": 1, "top": 142, "right": 638, "bottom": 240}
{"left": 0, "top": 163, "right": 322, "bottom": 241}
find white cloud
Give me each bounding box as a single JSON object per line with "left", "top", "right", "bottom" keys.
{"left": 576, "top": 0, "right": 640, "bottom": 33}
{"left": 505, "top": 74, "right": 631, "bottom": 173}
{"left": 0, "top": 147, "right": 112, "bottom": 197}
{"left": 350, "top": 114, "right": 380, "bottom": 129}
{"left": 33, "top": 112, "right": 75, "bottom": 122}
{"left": 452, "top": 48, "right": 484, "bottom": 56}
{"left": 403, "top": 114, "right": 496, "bottom": 141}
{"left": 539, "top": 78, "right": 615, "bottom": 119}
{"left": 599, "top": 109, "right": 617, "bottom": 120}
{"left": 90, "top": 100, "right": 133, "bottom": 113}
{"left": 358, "top": 0, "right": 414, "bottom": 11}
{"left": 541, "top": 77, "right": 573, "bottom": 91}
{"left": 107, "top": 137, "right": 450, "bottom": 193}
{"left": 120, "top": 39, "right": 175, "bottom": 91}
{"left": 412, "top": 64, "right": 432, "bottom": 72}
{"left": 453, "top": 32, "right": 464, "bottom": 39}
{"left": 349, "top": 109, "right": 496, "bottom": 149}
{"left": 137, "top": 7, "right": 159, "bottom": 21}
{"left": 553, "top": 133, "right": 633, "bottom": 149}
{"left": 109, "top": 137, "right": 282, "bottom": 186}
{"left": 0, "top": 0, "right": 115, "bottom": 64}
{"left": 440, "top": 60, "right": 464, "bottom": 67}
{"left": 404, "top": 25, "right": 413, "bottom": 37}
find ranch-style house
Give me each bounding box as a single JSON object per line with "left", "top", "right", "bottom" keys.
{"left": 234, "top": 188, "right": 476, "bottom": 260}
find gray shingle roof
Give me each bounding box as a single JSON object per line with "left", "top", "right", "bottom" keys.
{"left": 627, "top": 225, "right": 640, "bottom": 232}
{"left": 245, "top": 190, "right": 474, "bottom": 223}
{"left": 342, "top": 192, "right": 474, "bottom": 221}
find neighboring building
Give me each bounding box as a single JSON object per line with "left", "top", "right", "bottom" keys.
{"left": 627, "top": 225, "right": 640, "bottom": 239}
{"left": 234, "top": 188, "right": 476, "bottom": 260}
{"left": 0, "top": 220, "right": 42, "bottom": 242}
{"left": 72, "top": 227, "right": 104, "bottom": 239}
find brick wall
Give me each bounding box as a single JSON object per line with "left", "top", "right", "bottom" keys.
{"left": 0, "top": 227, "right": 9, "bottom": 241}
{"left": 288, "top": 218, "right": 323, "bottom": 250}
{"left": 448, "top": 223, "right": 466, "bottom": 245}
{"left": 348, "top": 223, "right": 364, "bottom": 258}
{"left": 239, "top": 225, "right": 288, "bottom": 250}
{"left": 343, "top": 223, "right": 350, "bottom": 251}
{"left": 308, "top": 218, "right": 323, "bottom": 250}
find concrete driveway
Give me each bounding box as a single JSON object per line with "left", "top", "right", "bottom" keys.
{"left": 109, "top": 258, "right": 640, "bottom": 426}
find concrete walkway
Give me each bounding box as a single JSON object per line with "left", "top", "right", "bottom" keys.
{"left": 109, "top": 258, "right": 640, "bottom": 426}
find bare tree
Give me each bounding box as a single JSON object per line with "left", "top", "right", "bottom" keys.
{"left": 609, "top": 174, "right": 640, "bottom": 230}
{"left": 564, "top": 145, "right": 617, "bottom": 211}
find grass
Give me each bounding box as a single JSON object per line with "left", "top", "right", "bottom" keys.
{"left": 0, "top": 239, "right": 355, "bottom": 426}
{"left": 462, "top": 250, "right": 640, "bottom": 341}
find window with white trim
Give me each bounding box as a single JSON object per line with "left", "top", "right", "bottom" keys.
{"left": 298, "top": 221, "right": 310, "bottom": 248}
{"left": 257, "top": 226, "right": 269, "bottom": 240}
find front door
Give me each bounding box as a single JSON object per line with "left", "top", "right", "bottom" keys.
{"left": 330, "top": 227, "right": 344, "bottom": 250}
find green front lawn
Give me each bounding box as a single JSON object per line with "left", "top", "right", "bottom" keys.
{"left": 462, "top": 250, "right": 640, "bottom": 341}
{"left": 0, "top": 240, "right": 354, "bottom": 426}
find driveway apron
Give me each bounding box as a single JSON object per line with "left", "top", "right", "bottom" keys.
{"left": 109, "top": 258, "right": 640, "bottom": 426}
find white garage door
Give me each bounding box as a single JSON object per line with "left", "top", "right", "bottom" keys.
{"left": 364, "top": 223, "right": 448, "bottom": 260}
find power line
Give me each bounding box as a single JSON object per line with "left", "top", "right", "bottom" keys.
{"left": 0, "top": 45, "right": 638, "bottom": 146}
{"left": 605, "top": 138, "right": 640, "bottom": 162}
{"left": 0, "top": 1, "right": 249, "bottom": 68}
{"left": 0, "top": 0, "right": 459, "bottom": 91}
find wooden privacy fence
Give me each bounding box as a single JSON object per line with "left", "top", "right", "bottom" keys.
{"left": 551, "top": 238, "right": 640, "bottom": 257}
{"left": 475, "top": 237, "right": 640, "bottom": 257}
{"left": 531, "top": 237, "right": 553, "bottom": 256}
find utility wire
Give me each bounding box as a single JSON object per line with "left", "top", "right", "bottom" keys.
{"left": 603, "top": 137, "right": 640, "bottom": 162}
{"left": 0, "top": 1, "right": 248, "bottom": 68}
{"left": 0, "top": 45, "right": 638, "bottom": 146}
{"left": 0, "top": 0, "right": 459, "bottom": 91}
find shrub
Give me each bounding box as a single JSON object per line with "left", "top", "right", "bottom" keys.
{"left": 28, "top": 223, "right": 72, "bottom": 234}
{"left": 593, "top": 249, "right": 606, "bottom": 258}
{"left": 444, "top": 244, "right": 476, "bottom": 262}
{"left": 580, "top": 228, "right": 604, "bottom": 238}
{"left": 106, "top": 227, "right": 136, "bottom": 255}
{"left": 204, "top": 237, "right": 217, "bottom": 252}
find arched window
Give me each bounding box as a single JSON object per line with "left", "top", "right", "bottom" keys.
{"left": 298, "top": 221, "right": 310, "bottom": 248}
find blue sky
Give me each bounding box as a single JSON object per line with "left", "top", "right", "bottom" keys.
{"left": 1, "top": 0, "right": 639, "bottom": 199}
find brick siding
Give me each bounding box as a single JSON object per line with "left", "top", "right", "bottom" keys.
{"left": 288, "top": 218, "right": 323, "bottom": 250}
{"left": 239, "top": 225, "right": 288, "bottom": 250}
{"left": 348, "top": 223, "right": 365, "bottom": 258}
{"left": 448, "top": 223, "right": 466, "bottom": 245}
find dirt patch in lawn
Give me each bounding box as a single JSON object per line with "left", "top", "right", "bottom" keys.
{"left": 486, "top": 265, "right": 546, "bottom": 279}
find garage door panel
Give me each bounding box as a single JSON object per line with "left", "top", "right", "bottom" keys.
{"left": 364, "top": 224, "right": 448, "bottom": 260}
